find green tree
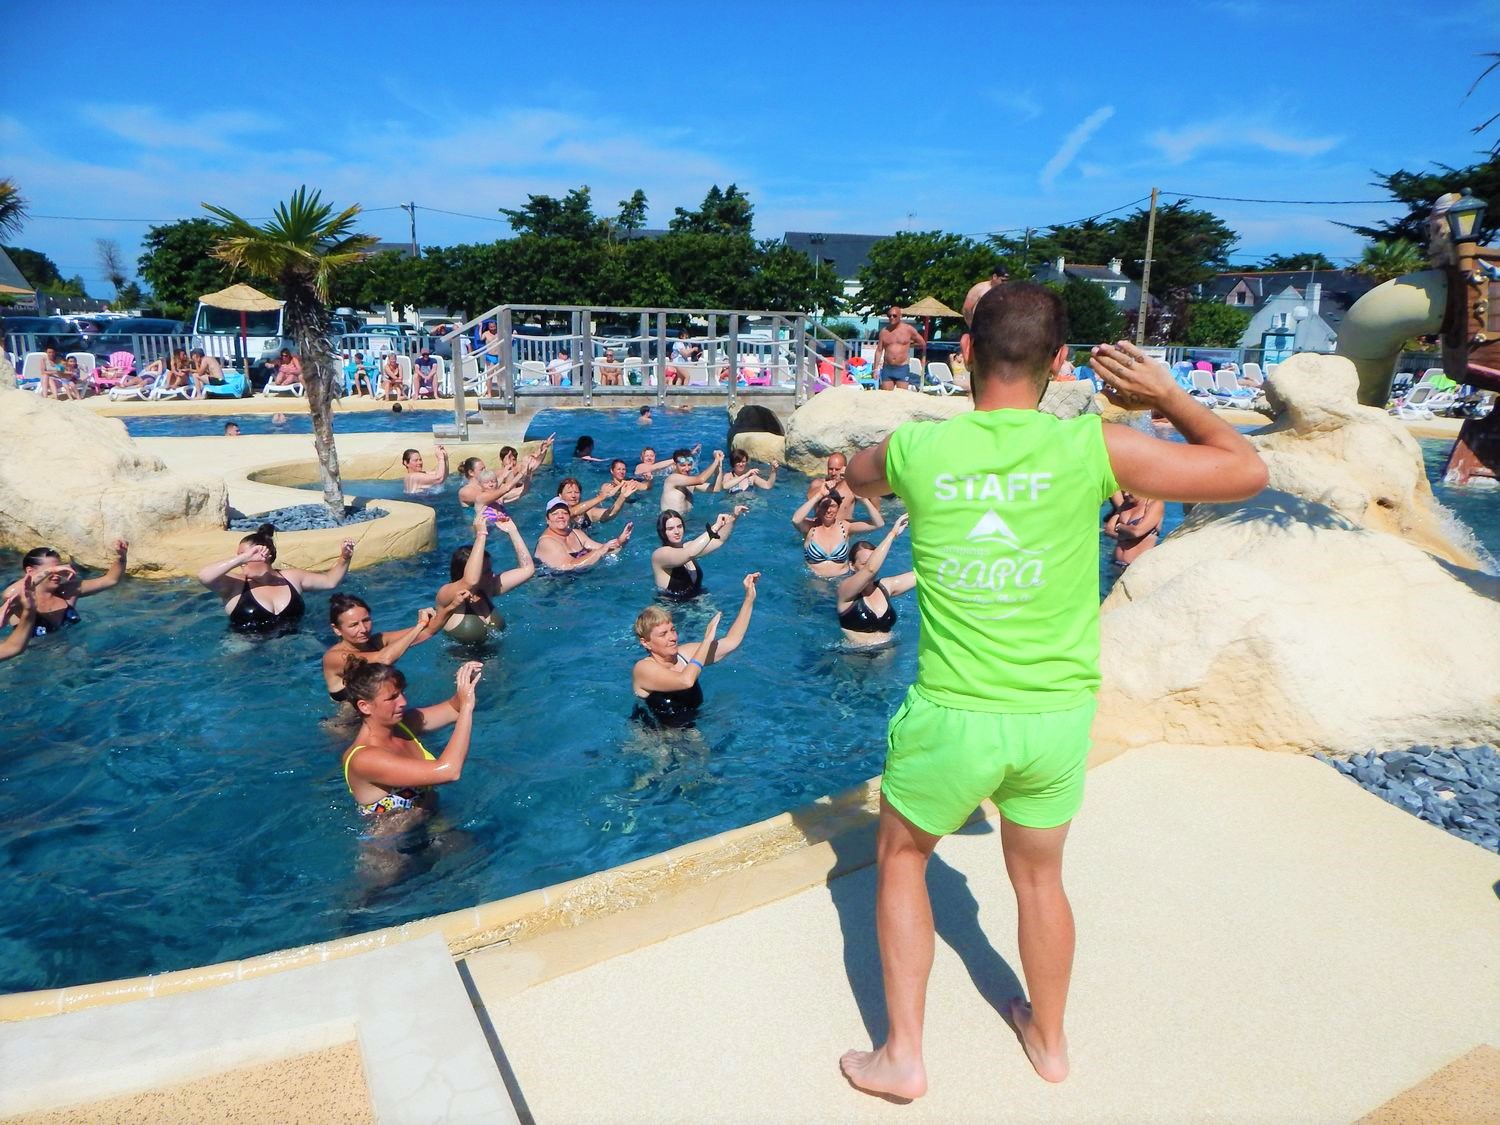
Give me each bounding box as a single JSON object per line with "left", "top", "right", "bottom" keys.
{"left": 669, "top": 184, "right": 754, "bottom": 236}
{"left": 3, "top": 246, "right": 65, "bottom": 289}
{"left": 205, "top": 187, "right": 377, "bottom": 517}
{"left": 853, "top": 231, "right": 995, "bottom": 315}
{"left": 1031, "top": 201, "right": 1239, "bottom": 300}
{"left": 615, "top": 189, "right": 648, "bottom": 235}
{"left": 748, "top": 240, "right": 843, "bottom": 313}
{"left": 115, "top": 280, "right": 145, "bottom": 309}
{"left": 1341, "top": 157, "right": 1500, "bottom": 246}
{"left": 1056, "top": 277, "right": 1125, "bottom": 343}
{"left": 138, "top": 218, "right": 237, "bottom": 318}
{"left": 499, "top": 186, "right": 606, "bottom": 241}
{"left": 1255, "top": 252, "right": 1336, "bottom": 271}
{"left": 0, "top": 179, "right": 27, "bottom": 241}
{"left": 1354, "top": 238, "right": 1425, "bottom": 283}
{"left": 1183, "top": 300, "right": 1252, "bottom": 347}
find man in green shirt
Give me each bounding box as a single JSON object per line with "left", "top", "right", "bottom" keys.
{"left": 839, "top": 282, "right": 1267, "bottom": 1100}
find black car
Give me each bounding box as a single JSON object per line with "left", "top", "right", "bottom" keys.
{"left": 1, "top": 315, "right": 86, "bottom": 353}
{"left": 87, "top": 317, "right": 190, "bottom": 363}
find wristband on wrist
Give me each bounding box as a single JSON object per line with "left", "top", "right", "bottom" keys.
{"left": 705, "top": 522, "right": 720, "bottom": 540}
{"left": 687, "top": 658, "right": 704, "bottom": 669}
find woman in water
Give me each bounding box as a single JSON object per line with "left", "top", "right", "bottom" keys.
{"left": 435, "top": 512, "right": 536, "bottom": 641}
{"left": 631, "top": 572, "right": 759, "bottom": 726}
{"left": 534, "top": 497, "right": 632, "bottom": 572}
{"left": 835, "top": 514, "right": 914, "bottom": 648}
{"left": 651, "top": 506, "right": 747, "bottom": 599}
{"left": 402, "top": 445, "right": 449, "bottom": 494}
{"left": 196, "top": 525, "right": 353, "bottom": 632}
{"left": 322, "top": 591, "right": 471, "bottom": 704}
{"left": 2, "top": 540, "right": 129, "bottom": 637}
{"left": 456, "top": 438, "right": 550, "bottom": 510}
{"left": 714, "top": 449, "right": 777, "bottom": 493}
{"left": 557, "top": 476, "right": 640, "bottom": 529}
{"left": 792, "top": 492, "right": 884, "bottom": 578}
{"left": 0, "top": 577, "right": 37, "bottom": 661}
{"left": 1104, "top": 491, "right": 1164, "bottom": 566}
{"left": 340, "top": 660, "right": 483, "bottom": 826}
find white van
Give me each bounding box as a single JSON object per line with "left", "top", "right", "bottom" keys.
{"left": 191, "top": 300, "right": 288, "bottom": 368}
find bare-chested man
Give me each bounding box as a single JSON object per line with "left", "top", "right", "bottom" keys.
{"left": 872, "top": 306, "right": 924, "bottom": 391}
{"left": 804, "top": 452, "right": 877, "bottom": 522}
{"left": 189, "top": 349, "right": 225, "bottom": 397}
{"left": 661, "top": 448, "right": 723, "bottom": 512}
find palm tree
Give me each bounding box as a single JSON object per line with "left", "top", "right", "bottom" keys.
{"left": 204, "top": 187, "right": 376, "bottom": 518}
{"left": 1355, "top": 239, "right": 1425, "bottom": 284}
{"left": 0, "top": 178, "right": 28, "bottom": 241}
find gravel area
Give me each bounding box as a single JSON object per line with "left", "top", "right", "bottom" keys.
{"left": 227, "top": 503, "right": 386, "bottom": 532}
{"left": 1318, "top": 746, "right": 1500, "bottom": 853}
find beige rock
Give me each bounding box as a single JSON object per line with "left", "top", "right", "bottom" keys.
{"left": 0, "top": 353, "right": 15, "bottom": 391}
{"left": 1094, "top": 353, "right": 1500, "bottom": 755}
{"left": 0, "top": 388, "right": 227, "bottom": 571}
{"left": 782, "top": 382, "right": 1098, "bottom": 474}
{"left": 729, "top": 430, "right": 785, "bottom": 464}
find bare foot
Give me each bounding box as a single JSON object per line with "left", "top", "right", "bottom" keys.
{"left": 1010, "top": 998, "right": 1069, "bottom": 1083}
{"left": 839, "top": 1045, "right": 928, "bottom": 1101}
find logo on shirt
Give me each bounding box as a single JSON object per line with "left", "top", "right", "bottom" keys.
{"left": 931, "top": 507, "right": 1051, "bottom": 620}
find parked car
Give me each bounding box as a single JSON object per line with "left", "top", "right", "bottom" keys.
{"left": 87, "top": 317, "right": 190, "bottom": 364}
{"left": 1, "top": 315, "right": 85, "bottom": 353}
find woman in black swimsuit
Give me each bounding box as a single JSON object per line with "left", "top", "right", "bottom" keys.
{"left": 196, "top": 523, "right": 354, "bottom": 633}
{"left": 1104, "top": 491, "right": 1163, "bottom": 567}
{"left": 631, "top": 572, "right": 759, "bottom": 726}
{"left": 835, "top": 514, "right": 915, "bottom": 648}
{"left": 650, "top": 506, "right": 747, "bottom": 600}
{"left": 2, "top": 540, "right": 129, "bottom": 640}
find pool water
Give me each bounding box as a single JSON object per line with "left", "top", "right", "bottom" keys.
{"left": 0, "top": 414, "right": 1494, "bottom": 995}
{"left": 120, "top": 408, "right": 455, "bottom": 437}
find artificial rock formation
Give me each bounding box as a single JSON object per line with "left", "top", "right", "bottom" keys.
{"left": 1094, "top": 353, "right": 1500, "bottom": 755}
{"left": 782, "top": 382, "right": 1099, "bottom": 473}
{"left": 0, "top": 387, "right": 228, "bottom": 571}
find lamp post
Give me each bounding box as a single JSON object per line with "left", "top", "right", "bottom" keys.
{"left": 1435, "top": 187, "right": 1500, "bottom": 485}
{"left": 1444, "top": 188, "right": 1488, "bottom": 246}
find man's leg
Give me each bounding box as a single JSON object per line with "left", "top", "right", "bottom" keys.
{"left": 840, "top": 798, "right": 941, "bottom": 1100}
{"left": 1000, "top": 817, "right": 1074, "bottom": 1083}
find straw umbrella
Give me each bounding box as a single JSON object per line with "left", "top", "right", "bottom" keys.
{"left": 198, "top": 283, "right": 284, "bottom": 378}
{"left": 900, "top": 295, "right": 962, "bottom": 370}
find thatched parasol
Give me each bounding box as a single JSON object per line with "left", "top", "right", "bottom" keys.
{"left": 900, "top": 295, "right": 962, "bottom": 367}
{"left": 199, "top": 284, "right": 284, "bottom": 372}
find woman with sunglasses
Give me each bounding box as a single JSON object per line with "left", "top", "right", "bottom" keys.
{"left": 2, "top": 540, "right": 129, "bottom": 637}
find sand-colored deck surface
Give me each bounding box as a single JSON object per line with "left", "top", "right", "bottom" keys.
{"left": 10, "top": 1042, "right": 373, "bottom": 1124}
{"left": 475, "top": 745, "right": 1500, "bottom": 1122}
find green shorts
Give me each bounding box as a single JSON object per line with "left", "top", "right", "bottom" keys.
{"left": 881, "top": 687, "right": 1096, "bottom": 835}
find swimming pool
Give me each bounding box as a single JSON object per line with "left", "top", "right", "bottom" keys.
{"left": 120, "top": 408, "right": 454, "bottom": 437}
{"left": 0, "top": 413, "right": 1493, "bottom": 994}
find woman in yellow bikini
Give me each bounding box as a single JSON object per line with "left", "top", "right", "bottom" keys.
{"left": 340, "top": 660, "right": 484, "bottom": 832}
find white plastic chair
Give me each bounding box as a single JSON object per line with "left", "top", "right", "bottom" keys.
{"left": 518, "top": 359, "right": 547, "bottom": 386}
{"left": 19, "top": 352, "right": 45, "bottom": 393}
{"left": 1239, "top": 362, "right": 1264, "bottom": 388}
{"left": 1395, "top": 384, "right": 1437, "bottom": 420}
{"left": 151, "top": 369, "right": 194, "bottom": 401}
{"left": 921, "top": 361, "right": 960, "bottom": 396}
{"left": 1213, "top": 369, "right": 1257, "bottom": 405}
{"left": 1191, "top": 370, "right": 1231, "bottom": 407}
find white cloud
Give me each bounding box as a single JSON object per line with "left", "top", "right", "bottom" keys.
{"left": 77, "top": 104, "right": 278, "bottom": 153}
{"left": 1149, "top": 120, "right": 1340, "bottom": 164}
{"left": 985, "top": 88, "right": 1042, "bottom": 123}
{"left": 1039, "top": 107, "right": 1115, "bottom": 191}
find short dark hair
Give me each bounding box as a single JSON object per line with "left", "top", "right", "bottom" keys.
{"left": 450, "top": 543, "right": 491, "bottom": 581}
{"left": 671, "top": 447, "right": 692, "bottom": 462}
{"left": 329, "top": 592, "right": 370, "bottom": 624}
{"left": 610, "top": 458, "right": 627, "bottom": 472}
{"left": 401, "top": 448, "right": 420, "bottom": 465}
{"left": 344, "top": 662, "right": 405, "bottom": 706}
{"left": 967, "top": 282, "right": 1066, "bottom": 394}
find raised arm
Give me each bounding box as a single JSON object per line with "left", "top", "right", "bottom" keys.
{"left": 359, "top": 663, "right": 483, "bottom": 786}
{"left": 0, "top": 582, "right": 36, "bottom": 662}
{"left": 1092, "top": 342, "right": 1267, "bottom": 502}
{"left": 462, "top": 515, "right": 492, "bottom": 588}
{"left": 679, "top": 450, "right": 725, "bottom": 490}
{"left": 846, "top": 437, "right": 893, "bottom": 499}
{"left": 291, "top": 540, "right": 356, "bottom": 591}
{"left": 755, "top": 461, "right": 779, "bottom": 490}
{"left": 410, "top": 445, "right": 450, "bottom": 486}
{"left": 837, "top": 514, "right": 907, "bottom": 603}
{"left": 78, "top": 539, "right": 128, "bottom": 596}
{"left": 491, "top": 515, "right": 536, "bottom": 592}
{"left": 846, "top": 497, "right": 885, "bottom": 534}
{"left": 197, "top": 546, "right": 260, "bottom": 598}
{"left": 702, "top": 572, "right": 759, "bottom": 664}
{"left": 791, "top": 492, "right": 821, "bottom": 533}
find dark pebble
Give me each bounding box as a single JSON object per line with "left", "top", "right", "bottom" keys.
{"left": 1322, "top": 745, "right": 1500, "bottom": 855}
{"left": 227, "top": 503, "right": 385, "bottom": 533}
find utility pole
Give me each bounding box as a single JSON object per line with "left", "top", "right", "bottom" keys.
{"left": 1135, "top": 187, "right": 1158, "bottom": 346}
{"left": 1023, "top": 227, "right": 1034, "bottom": 272}
{"left": 400, "top": 202, "right": 418, "bottom": 258}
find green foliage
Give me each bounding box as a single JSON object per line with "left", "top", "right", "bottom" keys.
{"left": 1343, "top": 156, "right": 1500, "bottom": 246}
{"left": 500, "top": 186, "right": 607, "bottom": 241}
{"left": 615, "top": 189, "right": 648, "bottom": 234}
{"left": 1255, "top": 252, "right": 1336, "bottom": 271}
{"left": 819, "top": 319, "right": 865, "bottom": 339}
{"left": 3, "top": 245, "right": 65, "bottom": 289}
{"left": 1183, "top": 300, "right": 1252, "bottom": 347}
{"left": 853, "top": 231, "right": 996, "bottom": 316}
{"left": 114, "top": 280, "right": 145, "bottom": 308}
{"left": 137, "top": 219, "right": 236, "bottom": 318}
{"left": 1355, "top": 238, "right": 1425, "bottom": 283}
{"left": 0, "top": 179, "right": 28, "bottom": 241}
{"left": 669, "top": 184, "right": 754, "bottom": 236}
{"left": 1059, "top": 277, "right": 1125, "bottom": 343}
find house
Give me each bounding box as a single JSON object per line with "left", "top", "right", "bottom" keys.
{"left": 1196, "top": 269, "right": 1374, "bottom": 360}
{"left": 1030, "top": 256, "right": 1148, "bottom": 312}
{"left": 782, "top": 232, "right": 887, "bottom": 311}
{"left": 0, "top": 246, "right": 37, "bottom": 310}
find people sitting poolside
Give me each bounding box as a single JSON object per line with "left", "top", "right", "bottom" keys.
{"left": 3, "top": 540, "right": 129, "bottom": 638}
{"left": 792, "top": 491, "right": 885, "bottom": 578}
{"left": 630, "top": 572, "right": 759, "bottom": 727}
{"left": 323, "top": 592, "right": 466, "bottom": 705}
{"left": 534, "top": 496, "right": 632, "bottom": 572}
{"left": 651, "top": 506, "right": 746, "bottom": 600}
{"left": 547, "top": 349, "right": 572, "bottom": 386}
{"left": 339, "top": 660, "right": 484, "bottom": 827}
{"left": 413, "top": 348, "right": 439, "bottom": 399}
{"left": 379, "top": 352, "right": 405, "bottom": 400}
{"left": 189, "top": 349, "right": 225, "bottom": 397}
{"left": 196, "top": 524, "right": 353, "bottom": 633}
{"left": 597, "top": 348, "right": 624, "bottom": 386}
{"left": 268, "top": 348, "right": 302, "bottom": 390}
{"left": 345, "top": 352, "right": 375, "bottom": 397}
{"left": 402, "top": 445, "right": 449, "bottom": 494}
{"left": 835, "top": 514, "right": 914, "bottom": 647}
{"left": 38, "top": 347, "right": 75, "bottom": 399}
{"left": 435, "top": 512, "right": 537, "bottom": 641}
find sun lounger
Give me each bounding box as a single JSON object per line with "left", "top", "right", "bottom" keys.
{"left": 1191, "top": 370, "right": 1231, "bottom": 407}
{"left": 1213, "top": 369, "right": 1258, "bottom": 406}
{"left": 921, "top": 361, "right": 961, "bottom": 396}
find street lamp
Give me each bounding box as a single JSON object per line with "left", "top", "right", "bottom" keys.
{"left": 1444, "top": 188, "right": 1488, "bottom": 245}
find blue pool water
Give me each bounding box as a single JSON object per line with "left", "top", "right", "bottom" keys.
{"left": 0, "top": 414, "right": 1494, "bottom": 994}
{"left": 120, "top": 407, "right": 453, "bottom": 437}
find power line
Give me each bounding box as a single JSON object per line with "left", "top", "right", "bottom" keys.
{"left": 966, "top": 194, "right": 1153, "bottom": 239}
{"left": 1161, "top": 191, "right": 1392, "bottom": 205}
{"left": 415, "top": 205, "right": 510, "bottom": 224}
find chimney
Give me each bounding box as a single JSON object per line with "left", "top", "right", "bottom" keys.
{"left": 1308, "top": 282, "right": 1322, "bottom": 314}
{"left": 1108, "top": 257, "right": 1123, "bottom": 275}
{"left": 1054, "top": 255, "right": 1066, "bottom": 273}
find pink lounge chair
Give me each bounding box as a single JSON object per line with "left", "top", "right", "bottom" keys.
{"left": 90, "top": 350, "right": 135, "bottom": 394}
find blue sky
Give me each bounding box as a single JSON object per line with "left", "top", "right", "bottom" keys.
{"left": 5, "top": 0, "right": 1497, "bottom": 297}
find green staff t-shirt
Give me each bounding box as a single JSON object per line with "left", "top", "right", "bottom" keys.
{"left": 885, "top": 409, "right": 1118, "bottom": 712}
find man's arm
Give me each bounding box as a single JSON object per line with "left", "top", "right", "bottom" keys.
{"left": 846, "top": 437, "right": 893, "bottom": 499}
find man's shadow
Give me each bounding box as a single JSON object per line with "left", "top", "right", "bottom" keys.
{"left": 791, "top": 800, "right": 1024, "bottom": 1044}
